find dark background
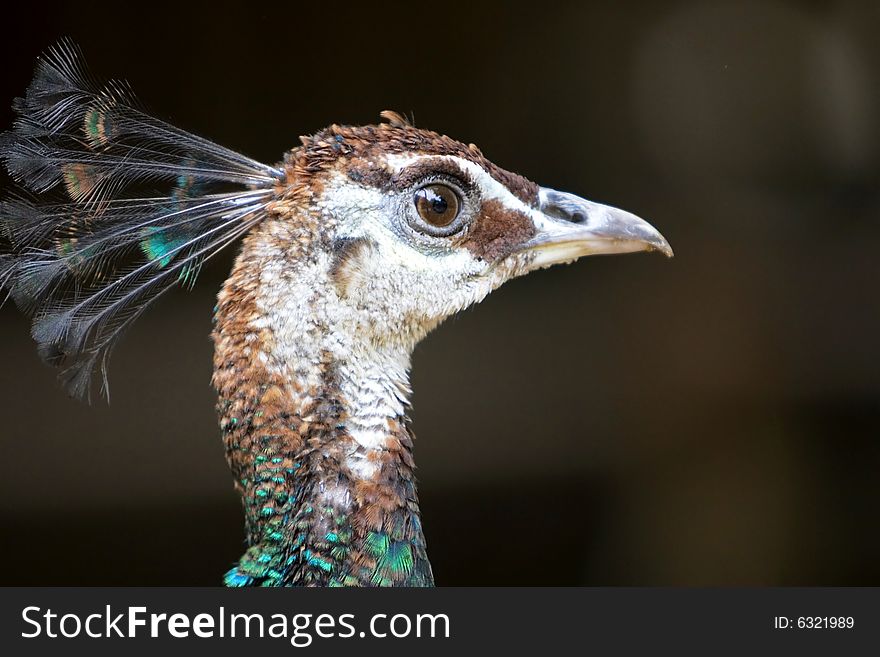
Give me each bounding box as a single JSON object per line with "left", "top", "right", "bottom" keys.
{"left": 1, "top": 0, "right": 878, "bottom": 585}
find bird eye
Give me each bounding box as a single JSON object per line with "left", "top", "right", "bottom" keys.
{"left": 413, "top": 184, "right": 460, "bottom": 228}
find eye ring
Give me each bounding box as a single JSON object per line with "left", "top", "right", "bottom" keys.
{"left": 412, "top": 183, "right": 462, "bottom": 235}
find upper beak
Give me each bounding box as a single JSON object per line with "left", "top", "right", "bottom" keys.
{"left": 518, "top": 187, "right": 673, "bottom": 268}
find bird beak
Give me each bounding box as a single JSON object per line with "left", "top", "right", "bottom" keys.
{"left": 517, "top": 187, "right": 673, "bottom": 269}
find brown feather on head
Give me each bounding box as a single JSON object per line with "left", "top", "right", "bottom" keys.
{"left": 379, "top": 110, "right": 413, "bottom": 128}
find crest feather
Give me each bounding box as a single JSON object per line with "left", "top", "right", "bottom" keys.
{"left": 0, "top": 39, "right": 282, "bottom": 401}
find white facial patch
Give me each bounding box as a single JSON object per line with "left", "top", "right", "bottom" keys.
{"left": 317, "top": 169, "right": 488, "bottom": 322}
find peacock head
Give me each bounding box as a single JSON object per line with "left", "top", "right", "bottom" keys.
{"left": 1, "top": 42, "right": 672, "bottom": 400}
{"left": 267, "top": 111, "right": 673, "bottom": 350}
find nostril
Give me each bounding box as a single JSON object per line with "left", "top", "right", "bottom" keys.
{"left": 540, "top": 191, "right": 591, "bottom": 224}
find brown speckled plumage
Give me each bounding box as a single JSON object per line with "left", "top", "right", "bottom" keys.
{"left": 281, "top": 121, "right": 540, "bottom": 206}
{"left": 213, "top": 218, "right": 431, "bottom": 586}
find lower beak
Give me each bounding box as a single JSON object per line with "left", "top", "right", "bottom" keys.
{"left": 518, "top": 187, "right": 673, "bottom": 269}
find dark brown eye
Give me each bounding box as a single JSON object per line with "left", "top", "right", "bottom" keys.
{"left": 414, "top": 184, "right": 460, "bottom": 228}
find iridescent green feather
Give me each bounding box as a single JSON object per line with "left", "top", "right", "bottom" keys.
{"left": 138, "top": 169, "right": 206, "bottom": 286}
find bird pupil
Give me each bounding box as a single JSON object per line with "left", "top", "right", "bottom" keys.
{"left": 431, "top": 196, "right": 448, "bottom": 214}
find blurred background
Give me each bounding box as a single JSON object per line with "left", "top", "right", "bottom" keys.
{"left": 1, "top": 0, "right": 878, "bottom": 585}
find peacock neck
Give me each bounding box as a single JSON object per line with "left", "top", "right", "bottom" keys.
{"left": 212, "top": 224, "right": 433, "bottom": 587}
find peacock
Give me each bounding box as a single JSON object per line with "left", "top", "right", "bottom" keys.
{"left": 0, "top": 40, "right": 672, "bottom": 586}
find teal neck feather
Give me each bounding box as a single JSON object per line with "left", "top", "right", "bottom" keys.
{"left": 219, "top": 397, "right": 434, "bottom": 588}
